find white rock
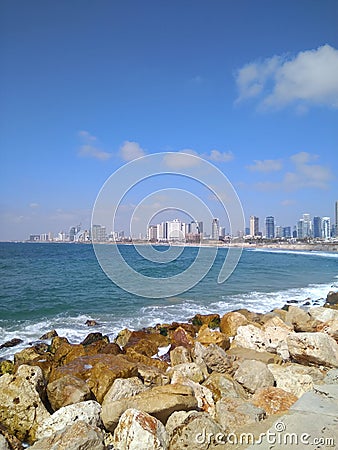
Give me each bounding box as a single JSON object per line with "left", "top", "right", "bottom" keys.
{"left": 287, "top": 332, "right": 338, "bottom": 368}
{"left": 234, "top": 360, "right": 275, "bottom": 394}
{"left": 309, "top": 306, "right": 338, "bottom": 323}
{"left": 168, "top": 362, "right": 205, "bottom": 384}
{"left": 103, "top": 377, "right": 147, "bottom": 404}
{"left": 113, "top": 408, "right": 169, "bottom": 450}
{"left": 36, "top": 400, "right": 102, "bottom": 440}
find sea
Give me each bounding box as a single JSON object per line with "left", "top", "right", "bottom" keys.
{"left": 1, "top": 242, "right": 337, "bottom": 359}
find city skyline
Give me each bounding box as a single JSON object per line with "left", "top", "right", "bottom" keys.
{"left": 1, "top": 1, "right": 338, "bottom": 241}
{"left": 26, "top": 203, "right": 338, "bottom": 243}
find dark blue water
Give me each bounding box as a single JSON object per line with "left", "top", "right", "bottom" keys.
{"left": 0, "top": 242, "right": 337, "bottom": 358}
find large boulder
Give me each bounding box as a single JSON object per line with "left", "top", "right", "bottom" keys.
{"left": 192, "top": 342, "right": 233, "bottom": 374}
{"left": 101, "top": 384, "right": 198, "bottom": 432}
{"left": 169, "top": 346, "right": 192, "bottom": 366}
{"left": 287, "top": 332, "right": 338, "bottom": 368}
{"left": 0, "top": 365, "right": 50, "bottom": 444}
{"left": 267, "top": 363, "right": 325, "bottom": 398}
{"left": 325, "top": 291, "right": 338, "bottom": 306}
{"left": 220, "top": 311, "right": 248, "bottom": 336}
{"left": 168, "top": 362, "right": 205, "bottom": 384}
{"left": 226, "top": 347, "right": 282, "bottom": 365}
{"left": 36, "top": 400, "right": 102, "bottom": 440}
{"left": 252, "top": 386, "right": 298, "bottom": 415}
{"left": 47, "top": 375, "right": 92, "bottom": 411}
{"left": 137, "top": 365, "right": 170, "bottom": 388}
{"left": 49, "top": 354, "right": 138, "bottom": 403}
{"left": 113, "top": 408, "right": 169, "bottom": 450}
{"left": 103, "top": 377, "right": 147, "bottom": 403}
{"left": 309, "top": 306, "right": 338, "bottom": 323}
{"left": 0, "top": 434, "right": 10, "bottom": 450}
{"left": 233, "top": 360, "right": 274, "bottom": 394}
{"left": 202, "top": 372, "right": 247, "bottom": 401}
{"left": 215, "top": 397, "right": 266, "bottom": 431}
{"left": 196, "top": 325, "right": 230, "bottom": 350}
{"left": 285, "top": 306, "right": 318, "bottom": 332}
{"left": 190, "top": 313, "right": 220, "bottom": 329}
{"left": 166, "top": 410, "right": 224, "bottom": 450}
{"left": 316, "top": 319, "right": 338, "bottom": 342}
{"left": 30, "top": 420, "right": 105, "bottom": 450}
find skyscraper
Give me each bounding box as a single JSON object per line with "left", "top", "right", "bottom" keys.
{"left": 211, "top": 218, "right": 220, "bottom": 240}
{"left": 313, "top": 217, "right": 322, "bottom": 238}
{"left": 265, "top": 216, "right": 275, "bottom": 239}
{"left": 335, "top": 201, "right": 338, "bottom": 237}
{"left": 321, "top": 217, "right": 331, "bottom": 239}
{"left": 249, "top": 216, "right": 259, "bottom": 237}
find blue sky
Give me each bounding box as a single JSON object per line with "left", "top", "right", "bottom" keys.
{"left": 1, "top": 0, "right": 337, "bottom": 240}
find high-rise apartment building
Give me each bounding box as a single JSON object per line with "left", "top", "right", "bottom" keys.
{"left": 265, "top": 216, "right": 275, "bottom": 239}
{"left": 313, "top": 216, "right": 322, "bottom": 238}
{"left": 211, "top": 218, "right": 220, "bottom": 240}
{"left": 91, "top": 224, "right": 107, "bottom": 242}
{"left": 335, "top": 201, "right": 338, "bottom": 236}
{"left": 249, "top": 216, "right": 259, "bottom": 237}
{"left": 321, "top": 217, "right": 331, "bottom": 239}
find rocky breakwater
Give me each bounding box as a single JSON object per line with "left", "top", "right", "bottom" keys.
{"left": 0, "top": 291, "right": 338, "bottom": 449}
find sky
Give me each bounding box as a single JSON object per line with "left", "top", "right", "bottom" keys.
{"left": 1, "top": 0, "right": 338, "bottom": 240}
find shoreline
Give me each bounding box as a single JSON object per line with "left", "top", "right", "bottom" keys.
{"left": 0, "top": 293, "right": 337, "bottom": 448}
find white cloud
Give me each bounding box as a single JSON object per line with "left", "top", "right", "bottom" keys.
{"left": 162, "top": 150, "right": 201, "bottom": 169}
{"left": 206, "top": 150, "right": 234, "bottom": 163}
{"left": 290, "top": 151, "right": 318, "bottom": 165}
{"left": 235, "top": 44, "right": 338, "bottom": 110}
{"left": 247, "top": 159, "right": 283, "bottom": 172}
{"left": 29, "top": 202, "right": 39, "bottom": 208}
{"left": 78, "top": 131, "right": 112, "bottom": 161}
{"left": 253, "top": 151, "right": 333, "bottom": 191}
{"left": 119, "top": 141, "right": 146, "bottom": 161}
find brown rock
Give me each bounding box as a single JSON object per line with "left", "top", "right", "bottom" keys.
{"left": 125, "top": 338, "right": 159, "bottom": 358}
{"left": 326, "top": 291, "right": 338, "bottom": 306}
{"left": 196, "top": 324, "right": 230, "bottom": 350}
{"left": 102, "top": 384, "right": 198, "bottom": 432}
{"left": 170, "top": 346, "right": 192, "bottom": 366}
{"left": 100, "top": 342, "right": 123, "bottom": 355}
{"left": 49, "top": 354, "right": 138, "bottom": 403}
{"left": 47, "top": 375, "right": 92, "bottom": 411}
{"left": 49, "top": 336, "right": 69, "bottom": 354}
{"left": 170, "top": 326, "right": 195, "bottom": 349}
{"left": 0, "top": 360, "right": 15, "bottom": 375}
{"left": 137, "top": 364, "right": 170, "bottom": 388}
{"left": 124, "top": 330, "right": 169, "bottom": 350}
{"left": 39, "top": 330, "right": 58, "bottom": 340}
{"left": 114, "top": 328, "right": 132, "bottom": 348}
{"left": 193, "top": 342, "right": 234, "bottom": 374}
{"left": 0, "top": 338, "right": 23, "bottom": 350}
{"left": 124, "top": 348, "right": 168, "bottom": 371}
{"left": 203, "top": 372, "right": 248, "bottom": 401}
{"left": 220, "top": 311, "right": 248, "bottom": 336}
{"left": 85, "top": 320, "right": 98, "bottom": 326}
{"left": 252, "top": 386, "right": 298, "bottom": 415}
{"left": 0, "top": 424, "right": 24, "bottom": 450}
{"left": 226, "top": 347, "right": 283, "bottom": 365}
{"left": 81, "top": 332, "right": 109, "bottom": 346}
{"left": 190, "top": 313, "right": 220, "bottom": 329}
{"left": 13, "top": 347, "right": 43, "bottom": 365}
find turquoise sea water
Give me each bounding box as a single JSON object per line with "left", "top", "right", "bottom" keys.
{"left": 0, "top": 242, "right": 337, "bottom": 358}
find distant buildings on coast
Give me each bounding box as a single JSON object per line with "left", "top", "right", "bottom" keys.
{"left": 28, "top": 201, "right": 338, "bottom": 244}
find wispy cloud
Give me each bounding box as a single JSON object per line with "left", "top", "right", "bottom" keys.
{"left": 206, "top": 150, "right": 234, "bottom": 163}
{"left": 235, "top": 44, "right": 338, "bottom": 110}
{"left": 247, "top": 159, "right": 283, "bottom": 172}
{"left": 119, "top": 141, "right": 146, "bottom": 161}
{"left": 29, "top": 202, "right": 39, "bottom": 208}
{"left": 253, "top": 152, "right": 333, "bottom": 191}
{"left": 77, "top": 130, "right": 112, "bottom": 161}
{"left": 162, "top": 150, "right": 201, "bottom": 169}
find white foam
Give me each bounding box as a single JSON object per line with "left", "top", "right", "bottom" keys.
{"left": 248, "top": 248, "right": 338, "bottom": 258}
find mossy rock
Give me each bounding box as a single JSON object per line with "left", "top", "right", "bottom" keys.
{"left": 0, "top": 360, "right": 15, "bottom": 375}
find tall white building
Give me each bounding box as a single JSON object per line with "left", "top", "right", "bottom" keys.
{"left": 167, "top": 219, "right": 185, "bottom": 241}
{"left": 322, "top": 217, "right": 331, "bottom": 239}
{"left": 211, "top": 218, "right": 220, "bottom": 240}
{"left": 250, "top": 216, "right": 259, "bottom": 237}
